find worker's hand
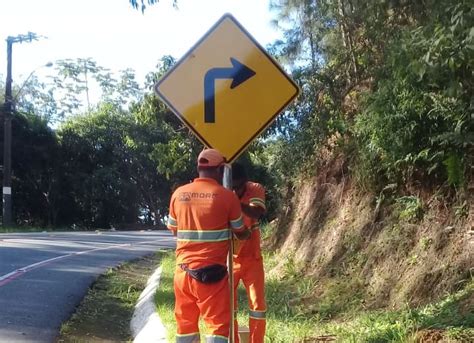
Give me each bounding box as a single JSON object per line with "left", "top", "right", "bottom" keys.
{"left": 241, "top": 203, "right": 265, "bottom": 219}
{"left": 234, "top": 228, "right": 251, "bottom": 240}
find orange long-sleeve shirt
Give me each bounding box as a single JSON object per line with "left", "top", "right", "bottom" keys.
{"left": 235, "top": 181, "right": 266, "bottom": 259}
{"left": 167, "top": 177, "right": 245, "bottom": 268}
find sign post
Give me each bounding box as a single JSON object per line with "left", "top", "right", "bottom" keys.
{"left": 155, "top": 13, "right": 299, "bottom": 342}
{"left": 222, "top": 164, "right": 235, "bottom": 342}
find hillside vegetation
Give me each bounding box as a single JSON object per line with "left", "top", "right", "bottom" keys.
{"left": 0, "top": 1, "right": 472, "bottom": 339}
{"left": 259, "top": 0, "right": 473, "bottom": 340}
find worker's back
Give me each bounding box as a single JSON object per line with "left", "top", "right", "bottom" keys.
{"left": 170, "top": 177, "right": 242, "bottom": 268}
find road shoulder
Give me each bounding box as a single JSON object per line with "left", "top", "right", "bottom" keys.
{"left": 131, "top": 264, "right": 167, "bottom": 342}
{"left": 57, "top": 253, "right": 163, "bottom": 342}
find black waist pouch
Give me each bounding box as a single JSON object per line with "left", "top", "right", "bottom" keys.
{"left": 180, "top": 264, "right": 227, "bottom": 284}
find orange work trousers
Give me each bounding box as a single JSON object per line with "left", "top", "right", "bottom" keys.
{"left": 233, "top": 256, "right": 266, "bottom": 343}
{"left": 174, "top": 266, "right": 230, "bottom": 342}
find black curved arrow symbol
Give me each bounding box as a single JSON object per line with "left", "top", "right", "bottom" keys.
{"left": 204, "top": 57, "right": 256, "bottom": 123}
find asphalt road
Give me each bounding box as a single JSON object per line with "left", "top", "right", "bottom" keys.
{"left": 0, "top": 230, "right": 175, "bottom": 343}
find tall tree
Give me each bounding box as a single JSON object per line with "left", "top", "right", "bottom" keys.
{"left": 0, "top": 112, "right": 59, "bottom": 226}
{"left": 129, "top": 0, "right": 177, "bottom": 13}
{"left": 269, "top": 0, "right": 473, "bottom": 191}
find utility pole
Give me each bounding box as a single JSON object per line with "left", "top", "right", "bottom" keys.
{"left": 2, "top": 37, "right": 14, "bottom": 226}
{"left": 2, "top": 32, "right": 42, "bottom": 226}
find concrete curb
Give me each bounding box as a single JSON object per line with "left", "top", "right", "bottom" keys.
{"left": 131, "top": 265, "right": 168, "bottom": 342}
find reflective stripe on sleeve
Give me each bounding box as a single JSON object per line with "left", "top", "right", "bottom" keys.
{"left": 249, "top": 309, "right": 266, "bottom": 320}
{"left": 177, "top": 229, "right": 230, "bottom": 242}
{"left": 249, "top": 198, "right": 266, "bottom": 209}
{"left": 176, "top": 332, "right": 200, "bottom": 342}
{"left": 167, "top": 216, "right": 177, "bottom": 227}
{"left": 230, "top": 215, "right": 244, "bottom": 230}
{"left": 206, "top": 334, "right": 228, "bottom": 342}
{"left": 249, "top": 223, "right": 260, "bottom": 231}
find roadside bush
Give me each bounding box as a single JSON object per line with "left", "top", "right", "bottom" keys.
{"left": 354, "top": 1, "right": 473, "bottom": 189}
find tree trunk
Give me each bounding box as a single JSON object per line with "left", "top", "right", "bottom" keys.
{"left": 337, "top": 0, "right": 358, "bottom": 83}
{"left": 304, "top": 1, "right": 317, "bottom": 71}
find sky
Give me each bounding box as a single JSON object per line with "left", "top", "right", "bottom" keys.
{"left": 0, "top": 0, "right": 282, "bottom": 92}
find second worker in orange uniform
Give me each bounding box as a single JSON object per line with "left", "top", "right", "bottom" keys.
{"left": 232, "top": 162, "right": 267, "bottom": 343}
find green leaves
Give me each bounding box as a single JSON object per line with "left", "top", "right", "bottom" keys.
{"left": 128, "top": 0, "right": 178, "bottom": 13}
{"left": 442, "top": 153, "right": 465, "bottom": 187}
{"left": 152, "top": 138, "right": 192, "bottom": 180}
{"left": 354, "top": 0, "right": 473, "bottom": 189}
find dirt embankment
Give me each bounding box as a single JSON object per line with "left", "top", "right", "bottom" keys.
{"left": 269, "top": 155, "right": 473, "bottom": 309}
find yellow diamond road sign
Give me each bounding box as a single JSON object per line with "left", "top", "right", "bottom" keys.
{"left": 154, "top": 14, "right": 299, "bottom": 162}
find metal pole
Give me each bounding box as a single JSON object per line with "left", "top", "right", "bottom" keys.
{"left": 2, "top": 32, "right": 43, "bottom": 227}
{"left": 2, "top": 38, "right": 13, "bottom": 226}
{"left": 223, "top": 164, "right": 235, "bottom": 343}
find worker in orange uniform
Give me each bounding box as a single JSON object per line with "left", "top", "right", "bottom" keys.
{"left": 167, "top": 149, "right": 250, "bottom": 343}
{"left": 232, "top": 162, "right": 267, "bottom": 343}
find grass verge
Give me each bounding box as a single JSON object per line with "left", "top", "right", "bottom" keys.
{"left": 57, "top": 252, "right": 164, "bottom": 343}
{"left": 155, "top": 251, "right": 473, "bottom": 342}
{"left": 265, "top": 250, "right": 474, "bottom": 342}
{"left": 0, "top": 226, "right": 55, "bottom": 233}
{"left": 154, "top": 252, "right": 177, "bottom": 342}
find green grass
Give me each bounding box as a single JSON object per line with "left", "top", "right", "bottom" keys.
{"left": 311, "top": 286, "right": 474, "bottom": 343}
{"left": 264, "top": 250, "right": 474, "bottom": 342}
{"left": 58, "top": 252, "right": 163, "bottom": 342}
{"left": 154, "top": 252, "right": 178, "bottom": 342}
{"left": 156, "top": 251, "right": 474, "bottom": 342}
{"left": 155, "top": 251, "right": 325, "bottom": 342}
{"left": 0, "top": 225, "right": 53, "bottom": 233}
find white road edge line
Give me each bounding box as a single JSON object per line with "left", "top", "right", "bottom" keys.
{"left": 0, "top": 239, "right": 163, "bottom": 287}
{"left": 1, "top": 235, "right": 171, "bottom": 341}
{"left": 2, "top": 238, "right": 130, "bottom": 246}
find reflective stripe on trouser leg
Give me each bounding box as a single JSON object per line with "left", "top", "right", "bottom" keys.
{"left": 240, "top": 257, "right": 266, "bottom": 343}
{"left": 206, "top": 334, "right": 229, "bottom": 342}
{"left": 176, "top": 333, "right": 200, "bottom": 343}
{"left": 249, "top": 309, "right": 266, "bottom": 319}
